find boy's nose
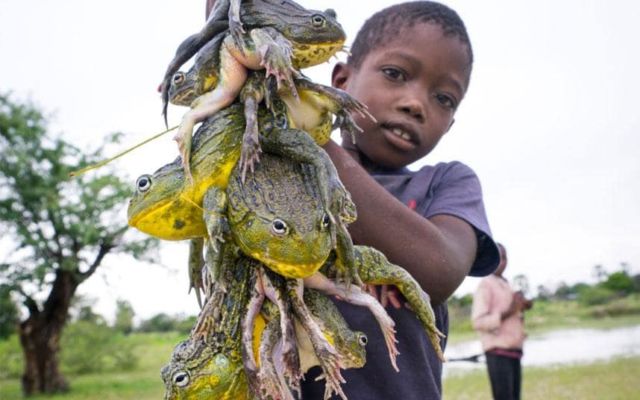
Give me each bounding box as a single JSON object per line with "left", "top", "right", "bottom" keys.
{"left": 398, "top": 100, "right": 426, "bottom": 123}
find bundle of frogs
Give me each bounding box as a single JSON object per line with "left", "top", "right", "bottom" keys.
{"left": 126, "top": 1, "right": 443, "bottom": 399}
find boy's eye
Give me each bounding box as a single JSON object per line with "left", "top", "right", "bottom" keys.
{"left": 435, "top": 93, "right": 457, "bottom": 110}
{"left": 381, "top": 67, "right": 406, "bottom": 82}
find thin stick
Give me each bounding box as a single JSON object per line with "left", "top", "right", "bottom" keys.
{"left": 69, "top": 125, "right": 178, "bottom": 177}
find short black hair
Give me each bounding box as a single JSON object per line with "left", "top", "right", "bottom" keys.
{"left": 347, "top": 1, "right": 473, "bottom": 70}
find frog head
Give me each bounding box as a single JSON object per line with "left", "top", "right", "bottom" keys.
{"left": 241, "top": 4, "right": 346, "bottom": 68}
{"left": 168, "top": 70, "right": 197, "bottom": 107}
{"left": 127, "top": 165, "right": 206, "bottom": 240}
{"left": 161, "top": 339, "right": 247, "bottom": 400}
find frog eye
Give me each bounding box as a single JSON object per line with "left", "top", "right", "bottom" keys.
{"left": 274, "top": 112, "right": 288, "bottom": 129}
{"left": 172, "top": 72, "right": 185, "bottom": 85}
{"left": 358, "top": 333, "right": 368, "bottom": 346}
{"left": 172, "top": 371, "right": 190, "bottom": 387}
{"left": 135, "top": 175, "right": 152, "bottom": 193}
{"left": 320, "top": 214, "right": 331, "bottom": 229}
{"left": 271, "top": 219, "right": 288, "bottom": 235}
{"left": 311, "top": 14, "right": 326, "bottom": 27}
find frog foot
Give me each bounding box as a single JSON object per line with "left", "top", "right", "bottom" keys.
{"left": 258, "top": 45, "right": 298, "bottom": 99}
{"left": 173, "top": 122, "right": 196, "bottom": 184}
{"left": 286, "top": 279, "right": 345, "bottom": 399}
{"left": 239, "top": 125, "right": 262, "bottom": 182}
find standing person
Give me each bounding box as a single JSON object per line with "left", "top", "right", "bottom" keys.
{"left": 300, "top": 2, "right": 499, "bottom": 399}
{"left": 472, "top": 243, "right": 533, "bottom": 400}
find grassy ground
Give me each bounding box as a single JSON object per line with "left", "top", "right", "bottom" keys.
{"left": 0, "top": 332, "right": 183, "bottom": 400}
{"left": 443, "top": 356, "right": 640, "bottom": 400}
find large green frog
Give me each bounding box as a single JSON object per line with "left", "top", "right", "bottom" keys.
{"left": 165, "top": 3, "right": 346, "bottom": 181}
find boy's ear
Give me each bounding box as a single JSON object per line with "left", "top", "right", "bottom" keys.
{"left": 331, "top": 62, "right": 351, "bottom": 89}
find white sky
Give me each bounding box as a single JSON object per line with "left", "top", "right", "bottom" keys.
{"left": 2, "top": 0, "right": 639, "bottom": 320}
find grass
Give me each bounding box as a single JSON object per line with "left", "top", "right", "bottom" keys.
{"left": 1, "top": 296, "right": 639, "bottom": 399}
{"left": 443, "top": 356, "right": 640, "bottom": 400}
{"left": 0, "top": 332, "right": 184, "bottom": 400}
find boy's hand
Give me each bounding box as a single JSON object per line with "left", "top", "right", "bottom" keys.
{"left": 366, "top": 284, "right": 404, "bottom": 309}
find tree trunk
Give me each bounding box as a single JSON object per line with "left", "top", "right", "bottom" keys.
{"left": 19, "top": 269, "right": 78, "bottom": 396}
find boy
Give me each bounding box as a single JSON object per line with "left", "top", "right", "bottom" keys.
{"left": 301, "top": 2, "right": 499, "bottom": 399}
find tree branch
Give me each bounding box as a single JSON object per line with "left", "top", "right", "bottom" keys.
{"left": 16, "top": 286, "right": 40, "bottom": 317}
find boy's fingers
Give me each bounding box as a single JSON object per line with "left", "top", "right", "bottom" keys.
{"left": 384, "top": 286, "right": 404, "bottom": 309}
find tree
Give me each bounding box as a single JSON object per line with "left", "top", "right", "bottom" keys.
{"left": 113, "top": 299, "right": 135, "bottom": 335}
{"left": 0, "top": 94, "right": 158, "bottom": 395}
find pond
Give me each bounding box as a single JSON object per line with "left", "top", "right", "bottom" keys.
{"left": 443, "top": 325, "right": 640, "bottom": 375}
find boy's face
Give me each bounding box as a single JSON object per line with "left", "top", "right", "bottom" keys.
{"left": 332, "top": 23, "right": 471, "bottom": 169}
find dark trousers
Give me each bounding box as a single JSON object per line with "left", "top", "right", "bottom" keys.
{"left": 485, "top": 352, "right": 521, "bottom": 400}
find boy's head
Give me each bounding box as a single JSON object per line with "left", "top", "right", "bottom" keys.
{"left": 332, "top": 1, "right": 473, "bottom": 170}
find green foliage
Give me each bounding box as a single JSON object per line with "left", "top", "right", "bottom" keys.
{"left": 0, "top": 92, "right": 159, "bottom": 305}
{"left": 601, "top": 271, "right": 636, "bottom": 295}
{"left": 137, "top": 313, "right": 196, "bottom": 334}
{"left": 60, "top": 321, "right": 138, "bottom": 375}
{"left": 576, "top": 286, "right": 616, "bottom": 306}
{"left": 0, "top": 336, "right": 23, "bottom": 379}
{"left": 114, "top": 299, "right": 135, "bottom": 335}
{"left": 0, "top": 285, "right": 19, "bottom": 339}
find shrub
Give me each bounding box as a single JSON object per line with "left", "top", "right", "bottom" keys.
{"left": 577, "top": 286, "right": 615, "bottom": 306}
{"left": 0, "top": 335, "right": 23, "bottom": 379}
{"left": 60, "top": 320, "right": 138, "bottom": 375}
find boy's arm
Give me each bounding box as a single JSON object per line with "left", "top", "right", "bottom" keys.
{"left": 324, "top": 141, "right": 477, "bottom": 304}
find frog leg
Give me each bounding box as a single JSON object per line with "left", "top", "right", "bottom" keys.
{"left": 202, "top": 186, "right": 231, "bottom": 275}
{"left": 285, "top": 279, "right": 346, "bottom": 400}
{"left": 250, "top": 27, "right": 299, "bottom": 98}
{"left": 294, "top": 78, "right": 376, "bottom": 143}
{"left": 228, "top": 0, "right": 245, "bottom": 54}
{"left": 352, "top": 246, "right": 446, "bottom": 361}
{"left": 188, "top": 238, "right": 205, "bottom": 308}
{"left": 304, "top": 272, "right": 400, "bottom": 372}
{"left": 241, "top": 266, "right": 266, "bottom": 398}
{"left": 238, "top": 72, "right": 267, "bottom": 181}
{"left": 175, "top": 44, "right": 248, "bottom": 183}
{"left": 256, "top": 311, "right": 296, "bottom": 400}
{"left": 261, "top": 269, "right": 302, "bottom": 394}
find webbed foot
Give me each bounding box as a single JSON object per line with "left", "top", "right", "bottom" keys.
{"left": 239, "top": 124, "right": 262, "bottom": 182}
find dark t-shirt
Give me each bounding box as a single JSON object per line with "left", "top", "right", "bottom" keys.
{"left": 300, "top": 161, "right": 499, "bottom": 399}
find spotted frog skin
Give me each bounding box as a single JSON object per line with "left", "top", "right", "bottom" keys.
{"left": 166, "top": 3, "right": 346, "bottom": 182}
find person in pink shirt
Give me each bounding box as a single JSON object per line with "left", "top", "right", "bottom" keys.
{"left": 472, "top": 243, "right": 533, "bottom": 400}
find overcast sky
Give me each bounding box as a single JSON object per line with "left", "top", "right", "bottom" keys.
{"left": 2, "top": 0, "right": 639, "bottom": 320}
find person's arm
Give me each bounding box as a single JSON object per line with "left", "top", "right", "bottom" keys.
{"left": 471, "top": 280, "right": 501, "bottom": 332}
{"left": 324, "top": 141, "right": 477, "bottom": 304}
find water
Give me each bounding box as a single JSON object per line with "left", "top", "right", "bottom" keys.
{"left": 443, "top": 325, "right": 640, "bottom": 375}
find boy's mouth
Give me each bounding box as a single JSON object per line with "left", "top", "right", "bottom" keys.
{"left": 381, "top": 122, "right": 417, "bottom": 151}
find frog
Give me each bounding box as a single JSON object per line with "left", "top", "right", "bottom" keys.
{"left": 169, "top": 68, "right": 374, "bottom": 179}
{"left": 163, "top": 3, "right": 347, "bottom": 182}
{"left": 307, "top": 245, "right": 446, "bottom": 363}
